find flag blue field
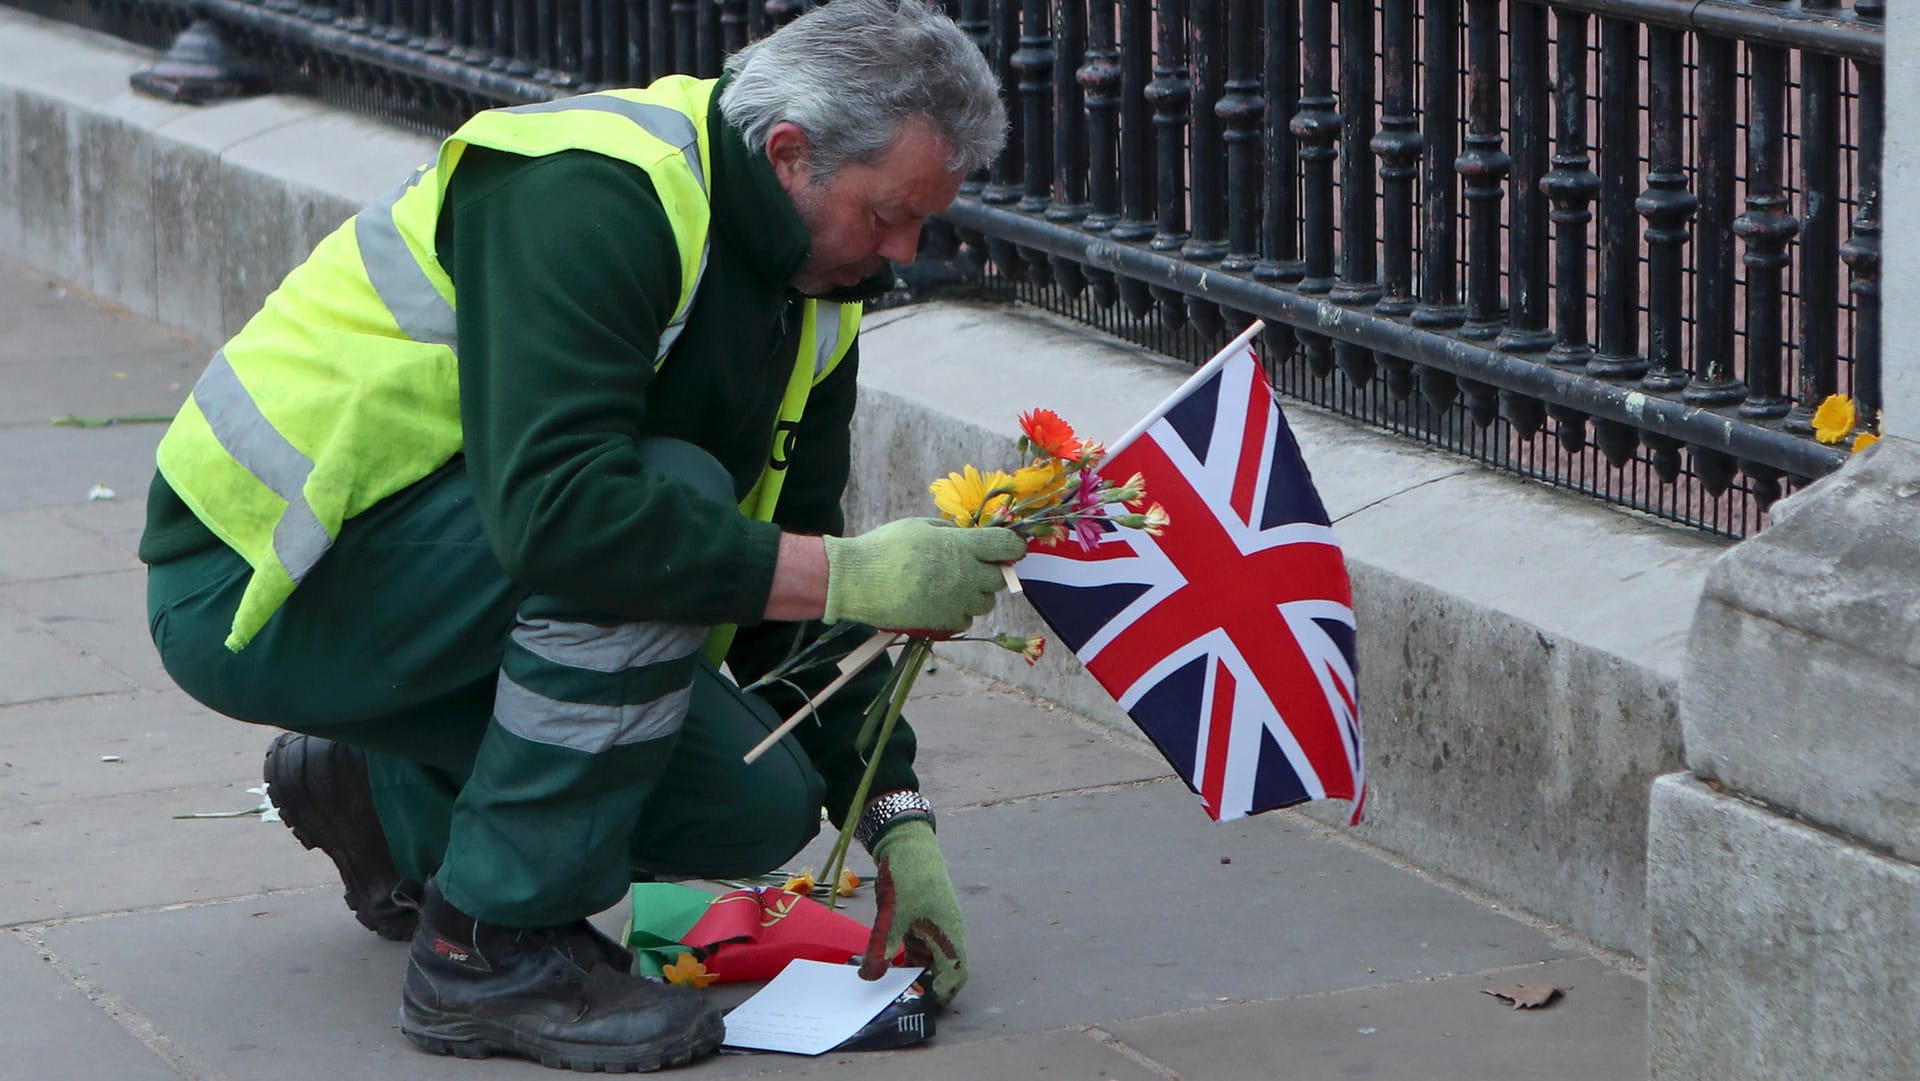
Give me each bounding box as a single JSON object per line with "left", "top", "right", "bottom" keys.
{"left": 1017, "top": 325, "right": 1365, "bottom": 824}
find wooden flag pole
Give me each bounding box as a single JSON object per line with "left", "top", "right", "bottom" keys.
{"left": 1002, "top": 563, "right": 1022, "bottom": 594}
{"left": 741, "top": 632, "right": 898, "bottom": 764}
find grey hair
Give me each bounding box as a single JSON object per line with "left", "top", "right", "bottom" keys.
{"left": 718, "top": 0, "right": 1006, "bottom": 180}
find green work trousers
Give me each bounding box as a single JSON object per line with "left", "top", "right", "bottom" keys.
{"left": 147, "top": 442, "right": 825, "bottom": 927}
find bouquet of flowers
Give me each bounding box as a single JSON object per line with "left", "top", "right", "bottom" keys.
{"left": 743, "top": 408, "right": 1168, "bottom": 908}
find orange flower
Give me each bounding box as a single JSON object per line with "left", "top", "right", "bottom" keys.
{"left": 1019, "top": 408, "right": 1084, "bottom": 461}
{"left": 836, "top": 869, "right": 860, "bottom": 896}
{"left": 782, "top": 868, "right": 817, "bottom": 895}
{"left": 662, "top": 952, "right": 716, "bottom": 989}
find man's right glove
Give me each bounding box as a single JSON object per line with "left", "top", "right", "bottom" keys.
{"left": 822, "top": 518, "right": 1026, "bottom": 632}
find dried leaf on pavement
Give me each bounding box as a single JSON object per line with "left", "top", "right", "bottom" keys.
{"left": 1482, "top": 983, "right": 1563, "bottom": 1010}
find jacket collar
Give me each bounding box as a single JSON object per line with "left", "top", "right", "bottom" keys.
{"left": 707, "top": 76, "right": 812, "bottom": 289}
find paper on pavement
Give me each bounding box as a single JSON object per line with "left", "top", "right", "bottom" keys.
{"left": 720, "top": 960, "right": 924, "bottom": 1055}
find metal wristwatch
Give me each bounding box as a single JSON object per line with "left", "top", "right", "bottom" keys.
{"left": 854, "top": 789, "right": 935, "bottom": 852}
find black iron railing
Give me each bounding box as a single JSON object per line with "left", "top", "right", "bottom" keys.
{"left": 12, "top": 0, "right": 1883, "bottom": 536}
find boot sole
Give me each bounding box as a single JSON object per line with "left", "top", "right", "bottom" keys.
{"left": 399, "top": 1004, "right": 726, "bottom": 1073}
{"left": 263, "top": 733, "right": 417, "bottom": 941}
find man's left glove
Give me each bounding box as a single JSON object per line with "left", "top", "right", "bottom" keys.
{"left": 870, "top": 819, "right": 967, "bottom": 1008}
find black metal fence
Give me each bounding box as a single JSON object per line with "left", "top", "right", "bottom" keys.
{"left": 14, "top": 0, "right": 1883, "bottom": 536}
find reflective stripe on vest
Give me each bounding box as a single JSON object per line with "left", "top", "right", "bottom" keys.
{"left": 355, "top": 166, "right": 457, "bottom": 347}
{"left": 190, "top": 351, "right": 331, "bottom": 581}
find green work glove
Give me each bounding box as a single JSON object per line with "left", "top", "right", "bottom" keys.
{"left": 872, "top": 819, "right": 969, "bottom": 1007}
{"left": 822, "top": 518, "right": 1026, "bottom": 632}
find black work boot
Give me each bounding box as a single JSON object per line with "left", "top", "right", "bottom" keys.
{"left": 262, "top": 732, "right": 419, "bottom": 940}
{"left": 401, "top": 880, "right": 725, "bottom": 1072}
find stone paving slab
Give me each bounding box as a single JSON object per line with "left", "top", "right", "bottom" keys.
{"left": 924, "top": 782, "right": 1573, "bottom": 1042}
{"left": 711, "top": 1029, "right": 1170, "bottom": 1080}
{"left": 0, "top": 566, "right": 174, "bottom": 690}
{"left": 1109, "top": 956, "right": 1646, "bottom": 1081}
{"left": 45, "top": 493, "right": 151, "bottom": 551}
{"left": 0, "top": 255, "right": 202, "bottom": 420}
{"left": 0, "top": 690, "right": 259, "bottom": 807}
{"left": 0, "top": 601, "right": 137, "bottom": 704}
{"left": 0, "top": 425, "right": 171, "bottom": 513}
{"left": 0, "top": 504, "right": 145, "bottom": 582}
{"left": 0, "top": 930, "right": 183, "bottom": 1081}
{"left": 0, "top": 778, "right": 333, "bottom": 924}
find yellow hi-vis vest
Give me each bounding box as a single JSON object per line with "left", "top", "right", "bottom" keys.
{"left": 155, "top": 75, "right": 863, "bottom": 652}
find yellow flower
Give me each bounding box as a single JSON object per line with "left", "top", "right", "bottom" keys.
{"left": 1853, "top": 431, "right": 1879, "bottom": 454}
{"left": 662, "top": 952, "right": 716, "bottom": 989}
{"left": 1105, "top": 472, "right": 1148, "bottom": 507}
{"left": 1140, "top": 503, "right": 1170, "bottom": 536}
{"left": 1115, "top": 502, "right": 1170, "bottom": 536}
{"left": 929, "top": 465, "right": 1015, "bottom": 525}
{"left": 1010, "top": 459, "right": 1070, "bottom": 510}
{"left": 836, "top": 869, "right": 860, "bottom": 897}
{"left": 782, "top": 868, "right": 817, "bottom": 895}
{"left": 990, "top": 632, "right": 1046, "bottom": 664}
{"left": 1810, "top": 394, "right": 1857, "bottom": 445}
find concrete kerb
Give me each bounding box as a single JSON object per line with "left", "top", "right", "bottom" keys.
{"left": 0, "top": 7, "right": 1727, "bottom": 958}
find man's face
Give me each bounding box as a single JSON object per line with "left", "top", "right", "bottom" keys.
{"left": 771, "top": 119, "right": 966, "bottom": 296}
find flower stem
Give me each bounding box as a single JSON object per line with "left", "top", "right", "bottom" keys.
{"left": 819, "top": 637, "right": 930, "bottom": 911}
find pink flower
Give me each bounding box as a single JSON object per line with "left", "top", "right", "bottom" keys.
{"left": 1067, "top": 473, "right": 1109, "bottom": 550}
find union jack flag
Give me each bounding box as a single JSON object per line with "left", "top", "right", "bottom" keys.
{"left": 1017, "top": 325, "right": 1365, "bottom": 824}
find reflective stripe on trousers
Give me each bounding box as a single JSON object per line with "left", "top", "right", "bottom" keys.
{"left": 493, "top": 614, "right": 708, "bottom": 753}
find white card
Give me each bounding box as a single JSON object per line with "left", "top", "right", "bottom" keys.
{"left": 720, "top": 960, "right": 924, "bottom": 1056}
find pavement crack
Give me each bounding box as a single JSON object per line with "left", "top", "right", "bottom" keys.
{"left": 951, "top": 776, "right": 1173, "bottom": 810}
{"left": 9, "top": 885, "right": 330, "bottom": 933}
{"left": 1084, "top": 1025, "right": 1185, "bottom": 1080}
{"left": 11, "top": 925, "right": 234, "bottom": 1081}
{"left": 1330, "top": 467, "right": 1472, "bottom": 524}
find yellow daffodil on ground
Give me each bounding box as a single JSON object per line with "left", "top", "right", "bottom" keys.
{"left": 1854, "top": 431, "right": 1880, "bottom": 453}
{"left": 1811, "top": 394, "right": 1857, "bottom": 445}
{"left": 836, "top": 868, "right": 860, "bottom": 897}
{"left": 662, "top": 952, "right": 716, "bottom": 989}
{"left": 782, "top": 868, "right": 817, "bottom": 895}
{"left": 930, "top": 465, "right": 1016, "bottom": 526}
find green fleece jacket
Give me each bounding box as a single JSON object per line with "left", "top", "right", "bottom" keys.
{"left": 139, "top": 87, "right": 917, "bottom": 817}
